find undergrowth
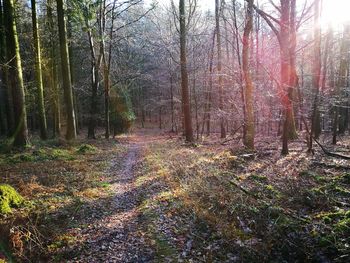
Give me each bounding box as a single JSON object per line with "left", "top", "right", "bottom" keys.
{"left": 0, "top": 139, "right": 126, "bottom": 261}
{"left": 142, "top": 139, "right": 350, "bottom": 262}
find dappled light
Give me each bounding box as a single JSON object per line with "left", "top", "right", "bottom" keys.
{"left": 1, "top": 0, "right": 350, "bottom": 262}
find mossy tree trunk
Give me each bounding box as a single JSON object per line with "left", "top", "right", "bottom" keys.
{"left": 56, "top": 0, "right": 76, "bottom": 140}
{"left": 4, "top": 0, "right": 29, "bottom": 147}
{"left": 31, "top": 0, "right": 48, "bottom": 140}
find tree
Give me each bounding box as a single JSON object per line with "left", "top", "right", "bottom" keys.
{"left": 333, "top": 24, "right": 350, "bottom": 144}
{"left": 242, "top": 0, "right": 254, "bottom": 150}
{"left": 56, "top": 0, "right": 76, "bottom": 140}
{"left": 3, "top": 0, "right": 29, "bottom": 147}
{"left": 254, "top": 0, "right": 302, "bottom": 154}
{"left": 179, "top": 0, "right": 194, "bottom": 142}
{"left": 215, "top": 0, "right": 226, "bottom": 138}
{"left": 309, "top": 0, "right": 321, "bottom": 151}
{"left": 47, "top": 0, "right": 61, "bottom": 137}
{"left": 31, "top": 0, "right": 48, "bottom": 140}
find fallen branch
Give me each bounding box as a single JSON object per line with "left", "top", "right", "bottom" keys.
{"left": 301, "top": 116, "right": 350, "bottom": 160}
{"left": 311, "top": 161, "right": 350, "bottom": 170}
{"left": 229, "top": 180, "right": 310, "bottom": 223}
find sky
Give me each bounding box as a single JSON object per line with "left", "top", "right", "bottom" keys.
{"left": 145, "top": 0, "right": 350, "bottom": 29}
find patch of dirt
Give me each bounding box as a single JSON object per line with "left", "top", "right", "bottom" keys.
{"left": 67, "top": 133, "right": 162, "bottom": 262}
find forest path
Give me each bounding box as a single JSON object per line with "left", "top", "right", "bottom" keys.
{"left": 70, "top": 131, "right": 164, "bottom": 263}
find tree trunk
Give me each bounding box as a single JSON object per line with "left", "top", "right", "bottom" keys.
{"left": 280, "top": 0, "right": 297, "bottom": 155}
{"left": 170, "top": 74, "right": 175, "bottom": 132}
{"left": 4, "top": 0, "right": 29, "bottom": 147}
{"left": 309, "top": 0, "right": 321, "bottom": 152}
{"left": 87, "top": 29, "right": 100, "bottom": 139}
{"left": 56, "top": 0, "right": 76, "bottom": 140}
{"left": 31, "top": 0, "right": 47, "bottom": 140}
{"left": 215, "top": 0, "right": 226, "bottom": 138}
{"left": 179, "top": 0, "right": 193, "bottom": 142}
{"left": 67, "top": 15, "right": 80, "bottom": 135}
{"left": 333, "top": 25, "right": 350, "bottom": 144}
{"left": 0, "top": 0, "right": 9, "bottom": 135}
{"left": 242, "top": 0, "right": 255, "bottom": 150}
{"left": 47, "top": 0, "right": 60, "bottom": 137}
{"left": 233, "top": 0, "right": 246, "bottom": 142}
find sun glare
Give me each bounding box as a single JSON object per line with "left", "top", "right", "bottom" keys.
{"left": 321, "top": 0, "right": 350, "bottom": 29}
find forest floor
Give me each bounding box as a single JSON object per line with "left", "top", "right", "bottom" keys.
{"left": 0, "top": 128, "right": 350, "bottom": 262}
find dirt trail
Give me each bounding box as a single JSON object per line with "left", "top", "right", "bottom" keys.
{"left": 70, "top": 133, "right": 157, "bottom": 262}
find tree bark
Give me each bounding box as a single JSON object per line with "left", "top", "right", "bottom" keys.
{"left": 31, "top": 0, "right": 48, "bottom": 140}
{"left": 215, "top": 0, "right": 226, "bottom": 138}
{"left": 309, "top": 0, "right": 321, "bottom": 151}
{"left": 56, "top": 0, "right": 76, "bottom": 140}
{"left": 242, "top": 0, "right": 255, "bottom": 150}
{"left": 179, "top": 0, "right": 194, "bottom": 142}
{"left": 47, "top": 0, "right": 61, "bottom": 137}
{"left": 87, "top": 28, "right": 100, "bottom": 139}
{"left": 4, "top": 0, "right": 29, "bottom": 147}
{"left": 333, "top": 25, "right": 350, "bottom": 144}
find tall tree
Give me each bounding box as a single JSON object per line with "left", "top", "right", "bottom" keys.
{"left": 0, "top": 0, "right": 8, "bottom": 135}
{"left": 255, "top": 0, "right": 300, "bottom": 154}
{"left": 215, "top": 0, "right": 226, "bottom": 138}
{"left": 242, "top": 0, "right": 255, "bottom": 150}
{"left": 47, "top": 0, "right": 61, "bottom": 137}
{"left": 3, "top": 0, "right": 29, "bottom": 147}
{"left": 56, "top": 0, "right": 76, "bottom": 140}
{"left": 31, "top": 0, "right": 48, "bottom": 140}
{"left": 179, "top": 0, "right": 194, "bottom": 142}
{"left": 333, "top": 24, "right": 350, "bottom": 144}
{"left": 309, "top": 0, "right": 321, "bottom": 151}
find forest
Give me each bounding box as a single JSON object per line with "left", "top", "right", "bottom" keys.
{"left": 0, "top": 0, "right": 350, "bottom": 262}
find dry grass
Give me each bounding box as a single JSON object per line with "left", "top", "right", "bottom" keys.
{"left": 0, "top": 137, "right": 127, "bottom": 261}
{"left": 141, "top": 136, "right": 350, "bottom": 262}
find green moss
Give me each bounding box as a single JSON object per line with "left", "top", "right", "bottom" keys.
{"left": 7, "top": 153, "right": 35, "bottom": 163}
{"left": 51, "top": 149, "right": 75, "bottom": 160}
{"left": 76, "top": 144, "right": 97, "bottom": 154}
{"left": 0, "top": 184, "right": 24, "bottom": 214}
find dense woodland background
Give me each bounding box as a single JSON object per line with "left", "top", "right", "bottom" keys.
{"left": 1, "top": 0, "right": 350, "bottom": 262}
{"left": 0, "top": 0, "right": 349, "bottom": 152}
